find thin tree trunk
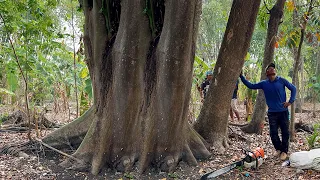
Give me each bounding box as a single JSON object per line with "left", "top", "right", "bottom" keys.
{"left": 71, "top": 0, "right": 79, "bottom": 118}
{"left": 241, "top": 0, "right": 286, "bottom": 134}
{"left": 300, "top": 58, "right": 304, "bottom": 109}
{"left": 315, "top": 52, "right": 320, "bottom": 117}
{"left": 295, "top": 57, "right": 303, "bottom": 113}
{"left": 312, "top": 90, "right": 317, "bottom": 117}
{"left": 194, "top": 0, "right": 261, "bottom": 152}
{"left": 290, "top": 0, "right": 314, "bottom": 142}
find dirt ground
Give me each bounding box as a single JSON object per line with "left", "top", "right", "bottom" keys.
{"left": 1, "top": 103, "right": 320, "bottom": 180}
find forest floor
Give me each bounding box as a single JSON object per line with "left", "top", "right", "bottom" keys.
{"left": 1, "top": 103, "right": 320, "bottom": 180}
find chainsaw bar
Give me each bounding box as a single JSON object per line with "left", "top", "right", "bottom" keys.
{"left": 200, "top": 160, "right": 243, "bottom": 180}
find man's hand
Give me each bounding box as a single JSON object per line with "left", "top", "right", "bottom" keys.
{"left": 283, "top": 102, "right": 291, "bottom": 108}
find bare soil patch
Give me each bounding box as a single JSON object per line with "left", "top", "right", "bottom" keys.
{"left": 1, "top": 103, "right": 320, "bottom": 179}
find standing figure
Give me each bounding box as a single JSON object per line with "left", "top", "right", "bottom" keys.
{"left": 200, "top": 71, "right": 213, "bottom": 102}
{"left": 240, "top": 63, "right": 296, "bottom": 160}
{"left": 230, "top": 79, "right": 241, "bottom": 121}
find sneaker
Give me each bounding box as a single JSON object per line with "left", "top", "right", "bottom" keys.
{"left": 280, "top": 152, "right": 287, "bottom": 160}
{"left": 273, "top": 150, "right": 281, "bottom": 157}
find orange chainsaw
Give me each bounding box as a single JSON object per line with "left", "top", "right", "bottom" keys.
{"left": 200, "top": 147, "right": 265, "bottom": 180}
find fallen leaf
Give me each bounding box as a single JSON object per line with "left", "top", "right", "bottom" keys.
{"left": 198, "top": 168, "right": 204, "bottom": 173}
{"left": 287, "top": 1, "right": 295, "bottom": 11}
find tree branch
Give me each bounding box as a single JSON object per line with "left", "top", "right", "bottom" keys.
{"left": 34, "top": 138, "right": 83, "bottom": 163}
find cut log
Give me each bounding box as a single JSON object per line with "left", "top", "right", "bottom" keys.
{"left": 1, "top": 110, "right": 59, "bottom": 129}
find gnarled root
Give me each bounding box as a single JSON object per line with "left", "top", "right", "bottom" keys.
{"left": 114, "top": 155, "right": 139, "bottom": 172}
{"left": 60, "top": 158, "right": 89, "bottom": 172}
{"left": 60, "top": 149, "right": 139, "bottom": 174}
{"left": 240, "top": 122, "right": 264, "bottom": 134}
{"left": 139, "top": 125, "right": 211, "bottom": 173}
{"left": 155, "top": 140, "right": 210, "bottom": 173}
{"left": 210, "top": 133, "right": 229, "bottom": 154}
{"left": 188, "top": 125, "right": 211, "bottom": 159}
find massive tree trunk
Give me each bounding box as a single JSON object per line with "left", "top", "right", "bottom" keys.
{"left": 193, "top": 0, "right": 261, "bottom": 152}
{"left": 241, "top": 0, "right": 286, "bottom": 134}
{"left": 42, "top": 0, "right": 210, "bottom": 174}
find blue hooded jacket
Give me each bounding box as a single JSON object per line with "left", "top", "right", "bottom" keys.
{"left": 240, "top": 75, "right": 296, "bottom": 112}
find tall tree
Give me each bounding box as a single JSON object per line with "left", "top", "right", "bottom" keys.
{"left": 290, "top": 0, "right": 315, "bottom": 141}
{"left": 42, "top": 0, "right": 210, "bottom": 174}
{"left": 241, "top": 0, "right": 286, "bottom": 134}
{"left": 197, "top": 0, "right": 232, "bottom": 62}
{"left": 71, "top": 0, "right": 79, "bottom": 118}
{"left": 194, "top": 0, "right": 261, "bottom": 151}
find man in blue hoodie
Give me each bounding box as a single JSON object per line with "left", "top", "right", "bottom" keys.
{"left": 240, "top": 63, "right": 296, "bottom": 161}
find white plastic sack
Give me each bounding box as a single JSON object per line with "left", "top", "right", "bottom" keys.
{"left": 289, "top": 148, "right": 320, "bottom": 171}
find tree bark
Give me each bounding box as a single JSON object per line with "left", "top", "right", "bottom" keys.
{"left": 194, "top": 0, "right": 261, "bottom": 152}
{"left": 43, "top": 106, "right": 94, "bottom": 149}
{"left": 290, "top": 29, "right": 305, "bottom": 141}
{"left": 140, "top": 0, "right": 210, "bottom": 172}
{"left": 42, "top": 0, "right": 210, "bottom": 174}
{"left": 297, "top": 57, "right": 304, "bottom": 112}
{"left": 314, "top": 52, "right": 320, "bottom": 117}
{"left": 295, "top": 63, "right": 302, "bottom": 113}
{"left": 241, "top": 0, "right": 286, "bottom": 134}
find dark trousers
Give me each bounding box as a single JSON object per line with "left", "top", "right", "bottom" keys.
{"left": 267, "top": 110, "right": 289, "bottom": 153}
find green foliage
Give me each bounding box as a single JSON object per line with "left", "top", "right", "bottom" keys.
{"left": 197, "top": 0, "right": 231, "bottom": 63}
{"left": 0, "top": 0, "right": 89, "bottom": 108}
{"left": 84, "top": 78, "right": 93, "bottom": 99}
{"left": 236, "top": 165, "right": 244, "bottom": 172}
{"left": 5, "top": 71, "right": 18, "bottom": 92}
{"left": 143, "top": 0, "right": 156, "bottom": 37}
{"left": 80, "top": 91, "right": 89, "bottom": 116}
{"left": 100, "top": 0, "right": 111, "bottom": 35}
{"left": 0, "top": 112, "right": 9, "bottom": 125}
{"left": 307, "top": 124, "right": 320, "bottom": 150}
{"left": 0, "top": 88, "right": 15, "bottom": 96}
{"left": 0, "top": 0, "right": 318, "bottom": 120}
{"left": 257, "top": 0, "right": 272, "bottom": 29}
{"left": 168, "top": 172, "right": 179, "bottom": 179}
{"left": 193, "top": 55, "right": 212, "bottom": 87}
{"left": 286, "top": 30, "right": 300, "bottom": 49}
{"left": 307, "top": 75, "right": 320, "bottom": 100}
{"left": 277, "top": 0, "right": 320, "bottom": 51}
{"left": 123, "top": 173, "right": 135, "bottom": 179}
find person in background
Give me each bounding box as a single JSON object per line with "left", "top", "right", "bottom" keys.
{"left": 230, "top": 79, "right": 241, "bottom": 121}
{"left": 240, "top": 63, "right": 296, "bottom": 161}
{"left": 201, "top": 71, "right": 213, "bottom": 102}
